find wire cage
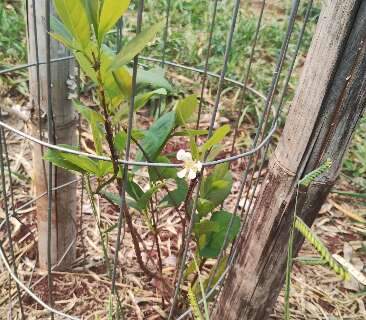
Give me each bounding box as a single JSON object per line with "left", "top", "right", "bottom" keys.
{"left": 0, "top": 0, "right": 318, "bottom": 319}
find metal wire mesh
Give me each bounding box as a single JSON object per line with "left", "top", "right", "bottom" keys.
{"left": 0, "top": 0, "right": 316, "bottom": 318}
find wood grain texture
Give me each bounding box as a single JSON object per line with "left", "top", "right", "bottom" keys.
{"left": 212, "top": 1, "right": 366, "bottom": 319}
{"left": 28, "top": 0, "right": 77, "bottom": 269}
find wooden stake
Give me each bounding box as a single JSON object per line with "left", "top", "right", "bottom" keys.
{"left": 27, "top": 0, "right": 77, "bottom": 270}
{"left": 213, "top": 1, "right": 366, "bottom": 319}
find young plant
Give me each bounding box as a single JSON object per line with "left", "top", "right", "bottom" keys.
{"left": 45, "top": 0, "right": 239, "bottom": 292}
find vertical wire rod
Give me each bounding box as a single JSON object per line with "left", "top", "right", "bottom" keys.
{"left": 236, "top": 0, "right": 303, "bottom": 232}
{"left": 31, "top": 0, "right": 49, "bottom": 190}
{"left": 45, "top": 0, "right": 55, "bottom": 318}
{"left": 205, "top": 0, "right": 303, "bottom": 299}
{"left": 237, "top": 0, "right": 314, "bottom": 254}
{"left": 161, "top": 0, "right": 172, "bottom": 66}
{"left": 110, "top": 0, "right": 145, "bottom": 301}
{"left": 0, "top": 125, "right": 25, "bottom": 319}
{"left": 195, "top": 0, "right": 219, "bottom": 130}
{"left": 229, "top": 0, "right": 267, "bottom": 156}
{"left": 168, "top": 0, "right": 242, "bottom": 318}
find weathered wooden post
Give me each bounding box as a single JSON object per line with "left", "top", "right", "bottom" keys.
{"left": 27, "top": 0, "right": 77, "bottom": 269}
{"left": 213, "top": 1, "right": 366, "bottom": 319}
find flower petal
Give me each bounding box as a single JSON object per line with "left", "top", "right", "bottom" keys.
{"left": 183, "top": 152, "right": 192, "bottom": 161}
{"left": 195, "top": 161, "right": 203, "bottom": 171}
{"left": 177, "top": 149, "right": 187, "bottom": 161}
{"left": 188, "top": 169, "right": 197, "bottom": 180}
{"left": 177, "top": 168, "right": 187, "bottom": 178}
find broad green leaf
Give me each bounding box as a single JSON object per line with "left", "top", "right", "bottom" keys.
{"left": 50, "top": 32, "right": 75, "bottom": 50}
{"left": 199, "top": 211, "right": 240, "bottom": 258}
{"left": 83, "top": 0, "right": 99, "bottom": 34}
{"left": 53, "top": 0, "right": 90, "bottom": 48}
{"left": 61, "top": 153, "right": 100, "bottom": 175}
{"left": 112, "top": 67, "right": 133, "bottom": 98}
{"left": 200, "top": 124, "right": 231, "bottom": 154}
{"left": 136, "top": 67, "right": 172, "bottom": 91}
{"left": 98, "top": 0, "right": 130, "bottom": 41}
{"left": 74, "top": 50, "right": 97, "bottom": 82}
{"left": 196, "top": 198, "right": 216, "bottom": 216}
{"left": 44, "top": 148, "right": 85, "bottom": 173}
{"left": 206, "top": 144, "right": 224, "bottom": 161}
{"left": 194, "top": 220, "right": 220, "bottom": 235}
{"left": 200, "top": 163, "right": 233, "bottom": 207}
{"left": 126, "top": 178, "right": 144, "bottom": 201}
{"left": 97, "top": 161, "right": 114, "bottom": 176}
{"left": 175, "top": 95, "right": 198, "bottom": 125}
{"left": 148, "top": 156, "right": 177, "bottom": 182}
{"left": 159, "top": 178, "right": 188, "bottom": 208}
{"left": 73, "top": 101, "right": 104, "bottom": 155}
{"left": 101, "top": 46, "right": 132, "bottom": 105}
{"left": 110, "top": 21, "right": 164, "bottom": 71}
{"left": 114, "top": 131, "right": 127, "bottom": 153}
{"left": 138, "top": 111, "right": 176, "bottom": 161}
{"left": 73, "top": 101, "right": 104, "bottom": 123}
{"left": 134, "top": 88, "right": 167, "bottom": 111}
{"left": 50, "top": 16, "right": 75, "bottom": 49}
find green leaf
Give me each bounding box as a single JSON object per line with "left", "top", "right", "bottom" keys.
{"left": 75, "top": 49, "right": 97, "bottom": 82}
{"left": 138, "top": 111, "right": 176, "bottom": 161}
{"left": 100, "top": 46, "right": 132, "bottom": 105}
{"left": 83, "top": 0, "right": 99, "bottom": 34}
{"left": 159, "top": 178, "right": 188, "bottom": 208}
{"left": 73, "top": 101, "right": 104, "bottom": 155}
{"left": 50, "top": 16, "right": 75, "bottom": 49}
{"left": 110, "top": 21, "right": 164, "bottom": 71}
{"left": 132, "top": 129, "right": 145, "bottom": 141}
{"left": 200, "top": 163, "right": 232, "bottom": 207}
{"left": 114, "top": 131, "right": 127, "bottom": 154}
{"left": 112, "top": 66, "right": 133, "bottom": 99}
{"left": 61, "top": 153, "right": 100, "bottom": 175}
{"left": 134, "top": 88, "right": 167, "bottom": 111}
{"left": 198, "top": 211, "right": 240, "bottom": 258}
{"left": 200, "top": 125, "right": 231, "bottom": 154}
{"left": 98, "top": 0, "right": 130, "bottom": 41}
{"left": 53, "top": 0, "right": 90, "bottom": 48}
{"left": 136, "top": 67, "right": 172, "bottom": 91}
{"left": 97, "top": 161, "right": 114, "bottom": 176}
{"left": 196, "top": 198, "right": 216, "bottom": 216}
{"left": 126, "top": 178, "right": 144, "bottom": 201}
{"left": 175, "top": 95, "right": 198, "bottom": 125}
{"left": 44, "top": 148, "right": 85, "bottom": 173}
{"left": 148, "top": 156, "right": 177, "bottom": 182}
{"left": 194, "top": 220, "right": 220, "bottom": 235}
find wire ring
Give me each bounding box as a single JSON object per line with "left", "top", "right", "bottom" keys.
{"left": 0, "top": 120, "right": 277, "bottom": 168}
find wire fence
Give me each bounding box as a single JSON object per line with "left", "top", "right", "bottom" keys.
{"left": 0, "top": 0, "right": 316, "bottom": 319}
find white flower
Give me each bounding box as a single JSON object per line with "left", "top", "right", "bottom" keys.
{"left": 176, "top": 149, "right": 202, "bottom": 180}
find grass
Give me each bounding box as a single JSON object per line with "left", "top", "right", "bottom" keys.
{"left": 0, "top": 1, "right": 26, "bottom": 65}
